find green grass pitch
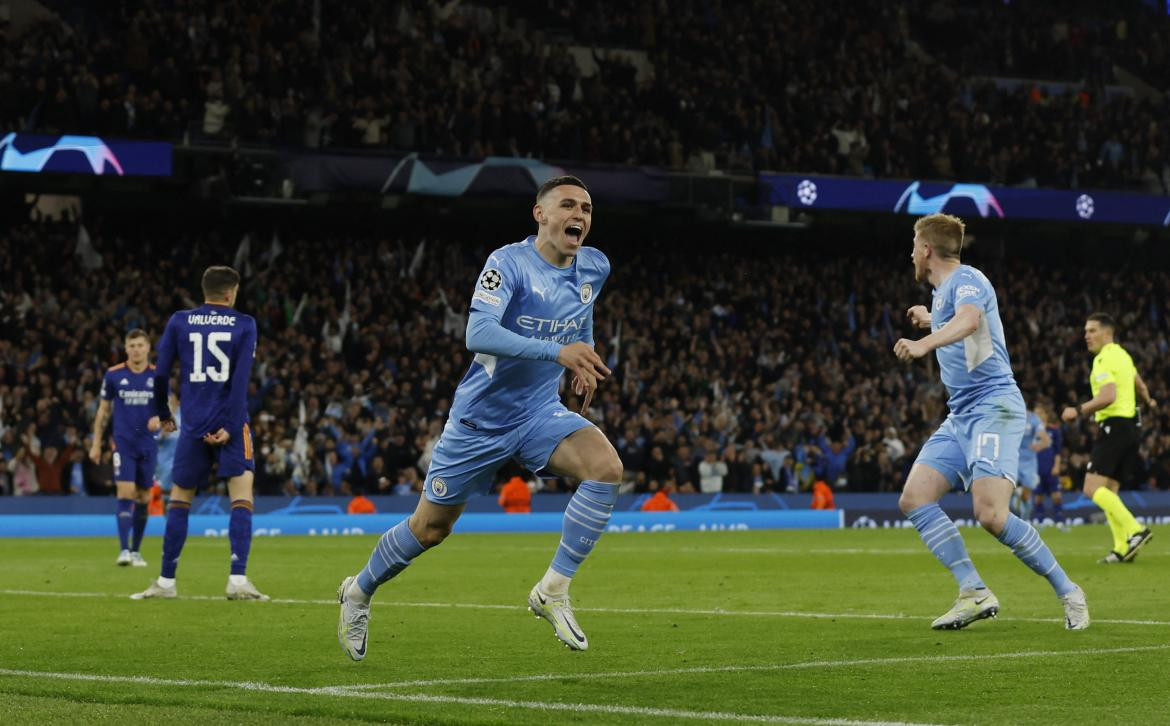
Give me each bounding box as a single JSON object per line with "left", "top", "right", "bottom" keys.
{"left": 1, "top": 525, "right": 1167, "bottom": 725}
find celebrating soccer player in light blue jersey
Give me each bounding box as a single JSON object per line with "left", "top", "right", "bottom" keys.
{"left": 893, "top": 213, "right": 1088, "bottom": 631}
{"left": 90, "top": 329, "right": 159, "bottom": 567}
{"left": 337, "top": 175, "right": 622, "bottom": 659}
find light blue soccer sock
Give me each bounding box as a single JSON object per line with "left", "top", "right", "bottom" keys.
{"left": 116, "top": 498, "right": 134, "bottom": 551}
{"left": 996, "top": 513, "right": 1076, "bottom": 596}
{"left": 907, "top": 503, "right": 986, "bottom": 592}
{"left": 549, "top": 481, "right": 619, "bottom": 580}
{"left": 355, "top": 518, "right": 426, "bottom": 597}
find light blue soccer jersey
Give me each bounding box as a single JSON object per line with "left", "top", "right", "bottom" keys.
{"left": 449, "top": 236, "right": 610, "bottom": 432}
{"left": 1018, "top": 410, "right": 1043, "bottom": 479}
{"left": 930, "top": 265, "right": 1018, "bottom": 413}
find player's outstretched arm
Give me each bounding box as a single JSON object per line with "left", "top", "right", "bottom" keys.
{"left": 465, "top": 310, "right": 563, "bottom": 362}
{"left": 894, "top": 304, "right": 980, "bottom": 361}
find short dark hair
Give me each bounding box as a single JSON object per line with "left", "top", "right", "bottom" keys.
{"left": 125, "top": 328, "right": 148, "bottom": 343}
{"left": 202, "top": 265, "right": 241, "bottom": 300}
{"left": 535, "top": 175, "right": 588, "bottom": 203}
{"left": 1087, "top": 312, "right": 1116, "bottom": 332}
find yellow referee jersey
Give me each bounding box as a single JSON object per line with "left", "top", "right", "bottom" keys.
{"left": 1090, "top": 342, "right": 1137, "bottom": 422}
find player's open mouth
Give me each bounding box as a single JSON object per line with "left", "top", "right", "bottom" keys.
{"left": 565, "top": 225, "right": 583, "bottom": 242}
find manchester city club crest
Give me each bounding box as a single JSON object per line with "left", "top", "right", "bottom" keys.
{"left": 431, "top": 477, "right": 447, "bottom": 497}
{"left": 580, "top": 282, "right": 593, "bottom": 304}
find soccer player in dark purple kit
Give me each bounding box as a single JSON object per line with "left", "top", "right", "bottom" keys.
{"left": 131, "top": 266, "right": 268, "bottom": 601}
{"left": 90, "top": 329, "right": 158, "bottom": 567}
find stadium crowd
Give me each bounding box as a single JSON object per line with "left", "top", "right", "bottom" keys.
{"left": 2, "top": 219, "right": 1169, "bottom": 499}
{"left": 907, "top": 0, "right": 1170, "bottom": 90}
{"left": 3, "top": 0, "right": 1169, "bottom": 192}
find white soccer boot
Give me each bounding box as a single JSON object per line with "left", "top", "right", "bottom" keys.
{"left": 528, "top": 584, "right": 588, "bottom": 651}
{"left": 130, "top": 552, "right": 148, "bottom": 567}
{"left": 226, "top": 577, "right": 271, "bottom": 601}
{"left": 931, "top": 588, "right": 999, "bottom": 630}
{"left": 1060, "top": 584, "right": 1090, "bottom": 630}
{"left": 116, "top": 549, "right": 132, "bottom": 566}
{"left": 130, "top": 579, "right": 177, "bottom": 600}
{"left": 337, "top": 576, "right": 371, "bottom": 661}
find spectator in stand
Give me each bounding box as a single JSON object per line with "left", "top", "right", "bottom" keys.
{"left": 722, "top": 446, "right": 754, "bottom": 493}
{"left": 814, "top": 423, "right": 857, "bottom": 488}
{"left": 8, "top": 443, "right": 38, "bottom": 496}
{"left": 31, "top": 440, "right": 75, "bottom": 495}
{"left": 698, "top": 449, "right": 728, "bottom": 494}
{"left": 748, "top": 462, "right": 776, "bottom": 494}
{"left": 777, "top": 457, "right": 799, "bottom": 493}
{"left": 642, "top": 445, "right": 673, "bottom": 493}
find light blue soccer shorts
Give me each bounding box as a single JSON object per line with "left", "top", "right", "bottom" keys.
{"left": 914, "top": 390, "right": 1026, "bottom": 491}
{"left": 423, "top": 402, "right": 593, "bottom": 505}
{"left": 154, "top": 450, "right": 176, "bottom": 492}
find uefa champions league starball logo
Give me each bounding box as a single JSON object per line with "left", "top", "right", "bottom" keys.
{"left": 479, "top": 269, "right": 502, "bottom": 291}
{"left": 1075, "top": 194, "right": 1095, "bottom": 219}
{"left": 796, "top": 179, "right": 818, "bottom": 205}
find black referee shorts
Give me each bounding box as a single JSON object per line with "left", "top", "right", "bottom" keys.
{"left": 1087, "top": 417, "right": 1142, "bottom": 484}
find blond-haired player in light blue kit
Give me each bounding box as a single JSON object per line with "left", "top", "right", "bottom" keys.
{"left": 894, "top": 213, "right": 1088, "bottom": 631}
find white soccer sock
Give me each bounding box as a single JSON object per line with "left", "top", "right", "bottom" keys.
{"left": 347, "top": 577, "right": 371, "bottom": 605}
{"left": 229, "top": 574, "right": 248, "bottom": 586}
{"left": 539, "top": 567, "right": 571, "bottom": 597}
{"left": 157, "top": 576, "right": 176, "bottom": 588}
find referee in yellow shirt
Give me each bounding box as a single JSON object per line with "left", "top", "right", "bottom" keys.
{"left": 1062, "top": 313, "right": 1156, "bottom": 563}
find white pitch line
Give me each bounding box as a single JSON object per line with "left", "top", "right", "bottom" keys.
{"left": 3, "top": 588, "right": 1169, "bottom": 627}
{"left": 0, "top": 588, "right": 338, "bottom": 606}
{"left": 339, "top": 643, "right": 1170, "bottom": 691}
{"left": 0, "top": 667, "right": 945, "bottom": 726}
